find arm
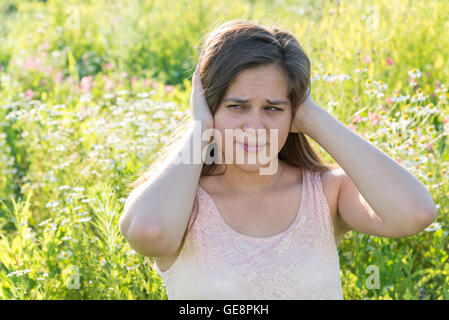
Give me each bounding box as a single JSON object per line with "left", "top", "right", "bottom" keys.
{"left": 294, "top": 98, "right": 437, "bottom": 238}
{"left": 119, "top": 120, "right": 211, "bottom": 256}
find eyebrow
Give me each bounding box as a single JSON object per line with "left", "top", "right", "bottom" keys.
{"left": 223, "top": 97, "right": 288, "bottom": 105}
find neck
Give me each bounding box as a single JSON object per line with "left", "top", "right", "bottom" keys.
{"left": 216, "top": 160, "right": 285, "bottom": 192}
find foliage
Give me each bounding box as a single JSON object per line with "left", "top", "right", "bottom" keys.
{"left": 0, "top": 0, "right": 448, "bottom": 300}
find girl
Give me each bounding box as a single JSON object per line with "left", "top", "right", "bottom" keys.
{"left": 120, "top": 19, "right": 437, "bottom": 300}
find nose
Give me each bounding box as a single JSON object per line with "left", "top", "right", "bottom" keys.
{"left": 240, "top": 118, "right": 267, "bottom": 145}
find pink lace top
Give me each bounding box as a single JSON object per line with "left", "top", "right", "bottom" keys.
{"left": 153, "top": 169, "right": 343, "bottom": 300}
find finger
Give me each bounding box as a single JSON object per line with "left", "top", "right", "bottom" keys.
{"left": 192, "top": 51, "right": 205, "bottom": 92}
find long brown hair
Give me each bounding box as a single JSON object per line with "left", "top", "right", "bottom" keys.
{"left": 131, "top": 19, "right": 339, "bottom": 263}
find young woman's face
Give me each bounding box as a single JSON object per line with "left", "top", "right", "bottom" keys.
{"left": 213, "top": 63, "right": 293, "bottom": 172}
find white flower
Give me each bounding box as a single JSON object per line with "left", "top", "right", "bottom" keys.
{"left": 322, "top": 72, "right": 335, "bottom": 82}
{"left": 408, "top": 68, "right": 422, "bottom": 78}
{"left": 46, "top": 200, "right": 60, "bottom": 208}
{"left": 100, "top": 258, "right": 107, "bottom": 266}
{"left": 365, "top": 89, "right": 378, "bottom": 96}
{"left": 103, "top": 93, "right": 114, "bottom": 99}
{"left": 152, "top": 110, "right": 166, "bottom": 119}
{"left": 338, "top": 74, "right": 351, "bottom": 81}
{"left": 355, "top": 68, "right": 367, "bottom": 73}
{"left": 77, "top": 216, "right": 91, "bottom": 223}
{"left": 425, "top": 222, "right": 441, "bottom": 232}
{"left": 59, "top": 250, "right": 73, "bottom": 260}
{"left": 311, "top": 73, "right": 321, "bottom": 82}
{"left": 391, "top": 93, "right": 409, "bottom": 102}
{"left": 137, "top": 92, "right": 150, "bottom": 98}
{"left": 7, "top": 269, "right": 31, "bottom": 277}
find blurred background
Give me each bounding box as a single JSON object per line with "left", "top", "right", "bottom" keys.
{"left": 0, "top": 0, "right": 447, "bottom": 299}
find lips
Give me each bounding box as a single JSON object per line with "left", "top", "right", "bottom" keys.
{"left": 236, "top": 142, "right": 266, "bottom": 152}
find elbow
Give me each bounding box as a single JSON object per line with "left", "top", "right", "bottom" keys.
{"left": 402, "top": 207, "right": 438, "bottom": 237}
{"left": 415, "top": 197, "right": 438, "bottom": 227}
{"left": 120, "top": 214, "right": 170, "bottom": 257}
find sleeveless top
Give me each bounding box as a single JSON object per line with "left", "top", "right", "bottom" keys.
{"left": 152, "top": 169, "right": 344, "bottom": 300}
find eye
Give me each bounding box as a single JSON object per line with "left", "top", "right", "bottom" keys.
{"left": 266, "top": 106, "right": 282, "bottom": 112}
{"left": 228, "top": 105, "right": 244, "bottom": 109}
{"left": 228, "top": 105, "right": 282, "bottom": 111}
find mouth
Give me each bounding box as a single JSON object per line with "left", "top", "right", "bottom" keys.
{"left": 236, "top": 142, "right": 266, "bottom": 153}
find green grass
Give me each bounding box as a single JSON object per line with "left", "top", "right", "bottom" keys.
{"left": 0, "top": 0, "right": 448, "bottom": 299}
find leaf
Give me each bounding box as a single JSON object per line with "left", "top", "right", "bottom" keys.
{"left": 11, "top": 236, "right": 22, "bottom": 253}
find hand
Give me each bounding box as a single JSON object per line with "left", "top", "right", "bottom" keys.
{"left": 289, "top": 87, "right": 317, "bottom": 135}
{"left": 190, "top": 50, "right": 214, "bottom": 130}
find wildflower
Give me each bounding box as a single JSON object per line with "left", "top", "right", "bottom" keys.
{"left": 376, "top": 92, "right": 384, "bottom": 99}
{"left": 434, "top": 83, "right": 447, "bottom": 93}
{"left": 391, "top": 93, "right": 409, "bottom": 102}
{"left": 365, "top": 79, "right": 375, "bottom": 87}
{"left": 26, "top": 89, "right": 34, "bottom": 99}
{"left": 364, "top": 54, "right": 371, "bottom": 64}
{"left": 153, "top": 110, "right": 166, "bottom": 120}
{"left": 59, "top": 250, "right": 73, "bottom": 260}
{"left": 353, "top": 115, "right": 363, "bottom": 123}
{"left": 311, "top": 73, "right": 321, "bottom": 82}
{"left": 61, "top": 236, "right": 72, "bottom": 241}
{"left": 46, "top": 200, "right": 60, "bottom": 209}
{"left": 424, "top": 222, "right": 441, "bottom": 232}
{"left": 103, "top": 93, "right": 114, "bottom": 99}
{"left": 100, "top": 258, "right": 107, "bottom": 266}
{"left": 137, "top": 92, "right": 150, "bottom": 98}
{"left": 337, "top": 74, "right": 351, "bottom": 81}
{"left": 80, "top": 76, "right": 93, "bottom": 94}
{"left": 322, "top": 72, "right": 335, "bottom": 82}
{"left": 54, "top": 72, "right": 64, "bottom": 84}
{"left": 410, "top": 93, "right": 426, "bottom": 103}
{"left": 386, "top": 57, "right": 394, "bottom": 65}
{"left": 365, "top": 89, "right": 378, "bottom": 96}
{"left": 378, "top": 83, "right": 388, "bottom": 91}
{"left": 7, "top": 269, "right": 31, "bottom": 277}
{"left": 355, "top": 68, "right": 367, "bottom": 74}
{"left": 104, "top": 79, "right": 114, "bottom": 91}
{"left": 408, "top": 68, "right": 422, "bottom": 78}
{"left": 368, "top": 111, "right": 379, "bottom": 125}
{"left": 165, "top": 85, "right": 174, "bottom": 93}
{"left": 73, "top": 187, "right": 85, "bottom": 192}
{"left": 76, "top": 216, "right": 91, "bottom": 223}
{"left": 117, "top": 90, "right": 128, "bottom": 96}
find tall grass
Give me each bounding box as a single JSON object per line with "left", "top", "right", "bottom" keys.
{"left": 0, "top": 0, "right": 447, "bottom": 299}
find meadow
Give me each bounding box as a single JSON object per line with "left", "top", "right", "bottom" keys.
{"left": 0, "top": 0, "right": 448, "bottom": 299}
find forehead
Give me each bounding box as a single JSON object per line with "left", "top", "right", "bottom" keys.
{"left": 223, "top": 64, "right": 290, "bottom": 100}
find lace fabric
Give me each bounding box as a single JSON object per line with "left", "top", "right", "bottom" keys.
{"left": 153, "top": 169, "right": 343, "bottom": 300}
